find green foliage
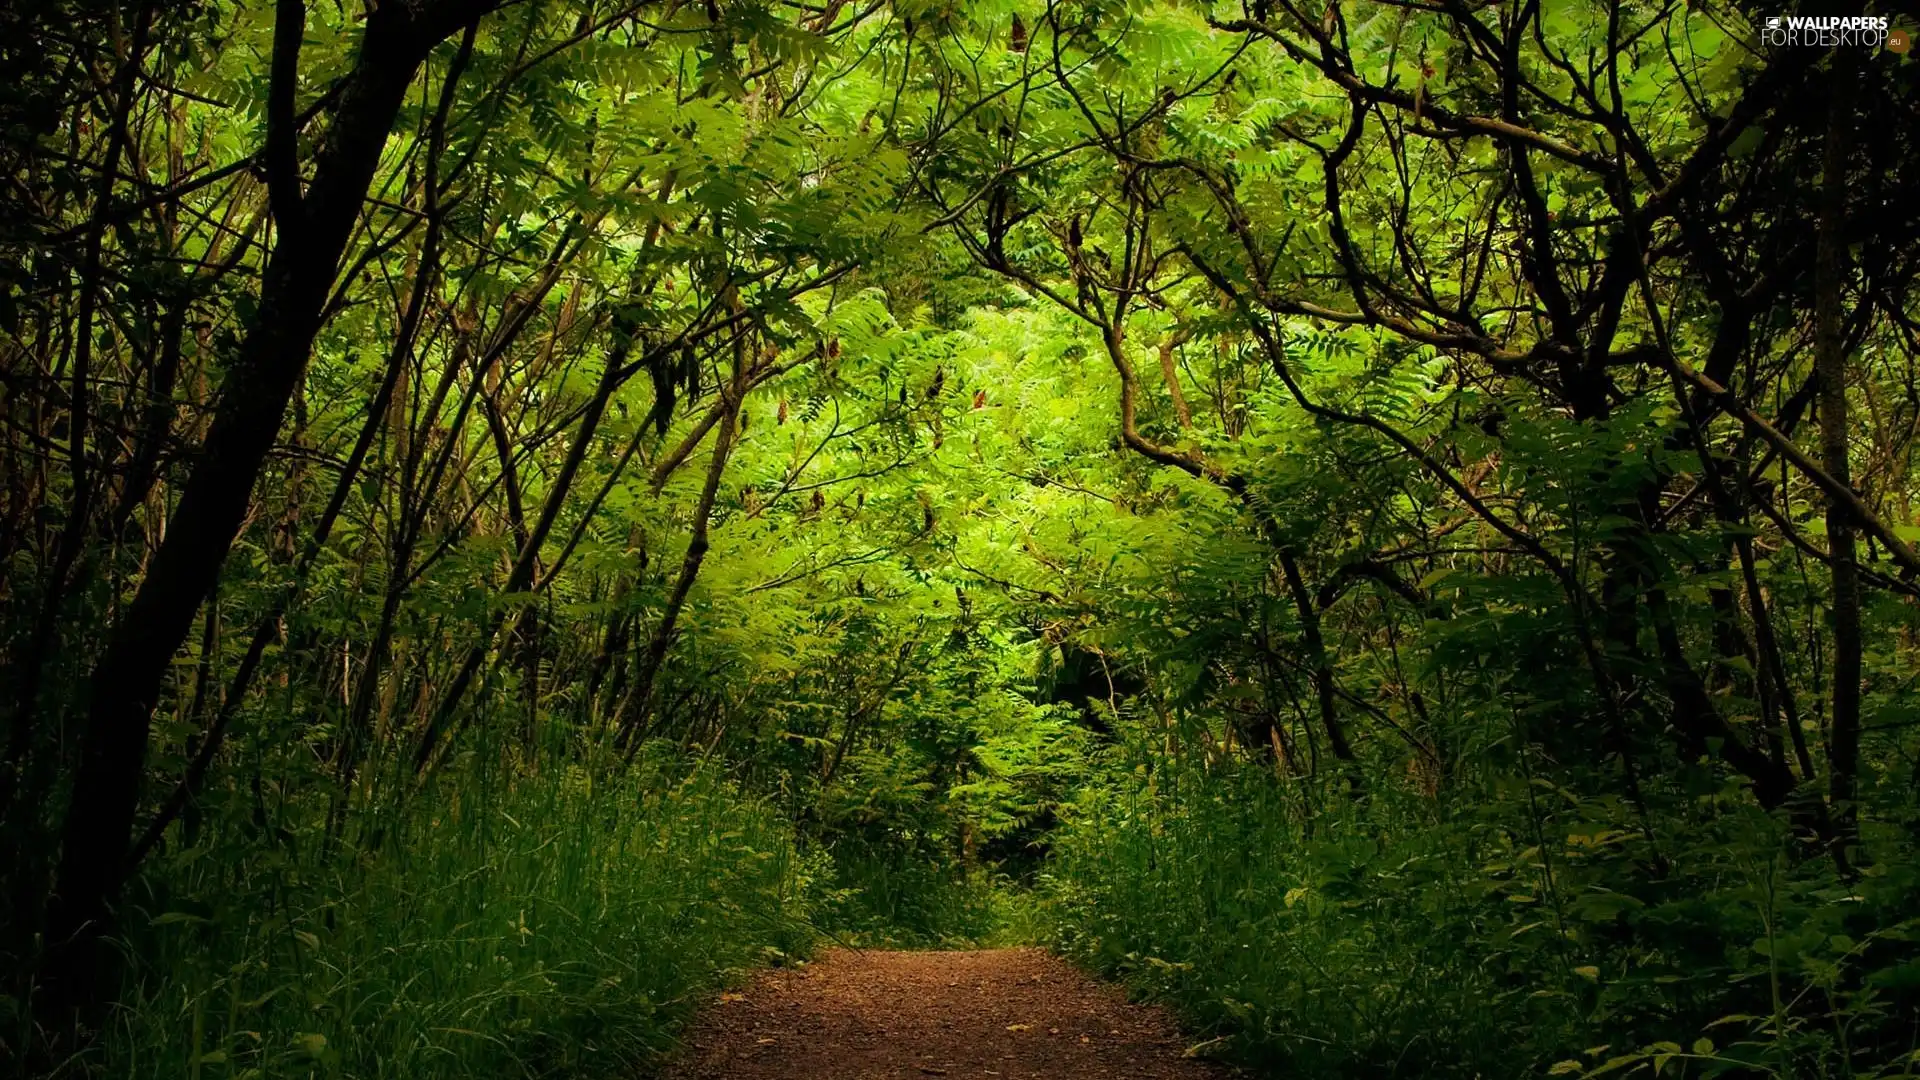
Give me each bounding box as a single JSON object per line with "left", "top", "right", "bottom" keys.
{"left": 93, "top": 756, "right": 813, "bottom": 1079}
{"left": 5, "top": 0, "right": 1920, "bottom": 1076}
{"left": 1049, "top": 752, "right": 1920, "bottom": 1079}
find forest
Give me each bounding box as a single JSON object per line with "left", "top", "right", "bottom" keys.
{"left": 2, "top": 0, "right": 1918, "bottom": 1075}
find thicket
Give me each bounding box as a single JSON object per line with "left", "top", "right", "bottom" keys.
{"left": 98, "top": 758, "right": 815, "bottom": 1078}
{"left": 3, "top": 0, "right": 1918, "bottom": 1077}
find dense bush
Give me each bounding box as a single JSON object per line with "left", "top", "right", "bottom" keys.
{"left": 1050, "top": 753, "right": 1920, "bottom": 1079}
{"left": 78, "top": 758, "right": 813, "bottom": 1079}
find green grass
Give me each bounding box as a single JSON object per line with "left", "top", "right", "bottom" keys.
{"left": 808, "top": 840, "right": 1031, "bottom": 947}
{"left": 82, "top": 756, "right": 816, "bottom": 1079}
{"left": 1045, "top": 758, "right": 1920, "bottom": 1080}
{"left": 1046, "top": 764, "right": 1534, "bottom": 1077}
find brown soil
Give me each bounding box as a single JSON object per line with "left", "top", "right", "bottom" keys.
{"left": 661, "top": 947, "right": 1233, "bottom": 1080}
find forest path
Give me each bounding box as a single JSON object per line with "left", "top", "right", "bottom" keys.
{"left": 661, "top": 947, "right": 1234, "bottom": 1080}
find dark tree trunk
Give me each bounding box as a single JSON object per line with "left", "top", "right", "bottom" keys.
{"left": 1816, "top": 61, "right": 1861, "bottom": 851}
{"left": 40, "top": 0, "right": 495, "bottom": 1018}
{"left": 1278, "top": 551, "right": 1358, "bottom": 779}
{"left": 617, "top": 393, "right": 740, "bottom": 753}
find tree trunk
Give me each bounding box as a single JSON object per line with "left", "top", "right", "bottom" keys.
{"left": 1278, "top": 551, "right": 1359, "bottom": 784}
{"left": 1816, "top": 61, "right": 1860, "bottom": 851}
{"left": 41, "top": 0, "right": 492, "bottom": 1017}
{"left": 616, "top": 392, "right": 740, "bottom": 752}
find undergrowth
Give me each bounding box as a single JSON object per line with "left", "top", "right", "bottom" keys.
{"left": 1047, "top": 756, "right": 1920, "bottom": 1080}
{"left": 69, "top": 754, "right": 815, "bottom": 1080}
{"left": 810, "top": 841, "right": 1040, "bottom": 947}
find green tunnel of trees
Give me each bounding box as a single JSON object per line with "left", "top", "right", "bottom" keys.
{"left": 2, "top": 0, "right": 1918, "bottom": 1075}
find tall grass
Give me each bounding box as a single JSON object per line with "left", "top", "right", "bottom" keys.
{"left": 1048, "top": 763, "right": 1537, "bottom": 1076}
{"left": 810, "top": 839, "right": 1041, "bottom": 947}
{"left": 1046, "top": 758, "right": 1920, "bottom": 1079}
{"left": 82, "top": 755, "right": 815, "bottom": 1079}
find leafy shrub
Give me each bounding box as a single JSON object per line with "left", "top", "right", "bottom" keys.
{"left": 1047, "top": 757, "right": 1920, "bottom": 1079}
{"left": 82, "top": 757, "right": 813, "bottom": 1080}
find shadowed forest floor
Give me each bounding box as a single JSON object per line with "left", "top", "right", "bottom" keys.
{"left": 662, "top": 949, "right": 1232, "bottom": 1080}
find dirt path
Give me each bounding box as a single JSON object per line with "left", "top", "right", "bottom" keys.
{"left": 662, "top": 947, "right": 1231, "bottom": 1080}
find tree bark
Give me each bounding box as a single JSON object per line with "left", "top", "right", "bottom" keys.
{"left": 616, "top": 388, "right": 741, "bottom": 753}
{"left": 1278, "top": 551, "right": 1358, "bottom": 779}
{"left": 1816, "top": 60, "right": 1861, "bottom": 850}
{"left": 41, "top": 0, "right": 497, "bottom": 1016}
